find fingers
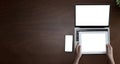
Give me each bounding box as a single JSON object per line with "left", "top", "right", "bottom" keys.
{"left": 76, "top": 43, "right": 79, "bottom": 54}
{"left": 107, "top": 43, "right": 113, "bottom": 51}
{"left": 106, "top": 44, "right": 110, "bottom": 54}
{"left": 77, "top": 45, "right": 81, "bottom": 54}
{"left": 106, "top": 43, "right": 113, "bottom": 56}
{"left": 76, "top": 43, "right": 82, "bottom": 56}
{"left": 75, "top": 44, "right": 82, "bottom": 59}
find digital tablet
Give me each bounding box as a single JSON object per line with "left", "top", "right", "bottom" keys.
{"left": 79, "top": 31, "right": 109, "bottom": 54}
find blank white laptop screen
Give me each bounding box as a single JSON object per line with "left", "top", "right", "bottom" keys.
{"left": 75, "top": 5, "right": 110, "bottom": 26}
{"left": 79, "top": 31, "right": 108, "bottom": 54}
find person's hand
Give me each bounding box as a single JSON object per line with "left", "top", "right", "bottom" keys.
{"left": 107, "top": 44, "right": 113, "bottom": 59}
{"left": 75, "top": 43, "right": 82, "bottom": 58}
{"left": 73, "top": 43, "right": 82, "bottom": 64}
{"left": 106, "top": 44, "right": 115, "bottom": 64}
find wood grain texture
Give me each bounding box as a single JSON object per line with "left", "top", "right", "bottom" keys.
{"left": 0, "top": 0, "right": 120, "bottom": 64}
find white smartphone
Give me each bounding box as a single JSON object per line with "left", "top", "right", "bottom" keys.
{"left": 65, "top": 35, "right": 73, "bottom": 52}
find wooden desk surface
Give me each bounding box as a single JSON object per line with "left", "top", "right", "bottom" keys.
{"left": 0, "top": 0, "right": 120, "bottom": 64}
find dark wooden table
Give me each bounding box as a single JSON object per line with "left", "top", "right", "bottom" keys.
{"left": 0, "top": 0, "right": 120, "bottom": 64}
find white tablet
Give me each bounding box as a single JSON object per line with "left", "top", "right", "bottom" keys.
{"left": 79, "top": 31, "right": 109, "bottom": 54}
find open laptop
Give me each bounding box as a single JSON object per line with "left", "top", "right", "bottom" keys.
{"left": 74, "top": 5, "right": 110, "bottom": 54}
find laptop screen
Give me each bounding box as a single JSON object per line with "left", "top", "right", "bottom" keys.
{"left": 75, "top": 5, "right": 110, "bottom": 26}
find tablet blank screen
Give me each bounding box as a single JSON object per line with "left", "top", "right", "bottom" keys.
{"left": 79, "top": 31, "right": 107, "bottom": 54}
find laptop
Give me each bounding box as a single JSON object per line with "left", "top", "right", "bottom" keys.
{"left": 74, "top": 5, "right": 110, "bottom": 54}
